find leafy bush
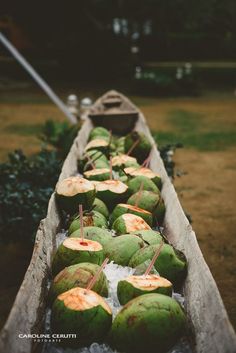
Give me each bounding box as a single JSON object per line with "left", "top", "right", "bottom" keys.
{"left": 0, "top": 149, "right": 62, "bottom": 243}
{"left": 39, "top": 120, "right": 80, "bottom": 157}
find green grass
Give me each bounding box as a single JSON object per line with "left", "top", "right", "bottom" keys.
{"left": 153, "top": 109, "right": 236, "bottom": 151}
{"left": 4, "top": 123, "right": 43, "bottom": 136}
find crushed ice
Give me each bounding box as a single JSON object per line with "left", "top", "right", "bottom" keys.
{"left": 103, "top": 261, "right": 135, "bottom": 318}
{"left": 173, "top": 292, "right": 185, "bottom": 308}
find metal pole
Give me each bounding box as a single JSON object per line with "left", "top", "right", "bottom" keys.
{"left": 0, "top": 32, "right": 77, "bottom": 124}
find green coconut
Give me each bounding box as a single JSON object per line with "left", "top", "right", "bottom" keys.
{"left": 104, "top": 234, "right": 144, "bottom": 266}
{"left": 111, "top": 154, "right": 139, "bottom": 171}
{"left": 127, "top": 190, "right": 165, "bottom": 224}
{"left": 55, "top": 176, "right": 96, "bottom": 215}
{"left": 110, "top": 203, "right": 153, "bottom": 226}
{"left": 51, "top": 287, "right": 112, "bottom": 347}
{"left": 129, "top": 243, "right": 187, "bottom": 287}
{"left": 112, "top": 213, "right": 151, "bottom": 235}
{"left": 93, "top": 180, "right": 128, "bottom": 209}
{"left": 124, "top": 166, "right": 162, "bottom": 190}
{"left": 68, "top": 211, "right": 108, "bottom": 235}
{"left": 155, "top": 197, "right": 166, "bottom": 224}
{"left": 131, "top": 229, "right": 163, "bottom": 245}
{"left": 92, "top": 198, "right": 109, "bottom": 219}
{"left": 133, "top": 260, "right": 159, "bottom": 276}
{"left": 124, "top": 131, "right": 152, "bottom": 163}
{"left": 83, "top": 168, "right": 110, "bottom": 181}
{"left": 117, "top": 274, "right": 173, "bottom": 305}
{"left": 52, "top": 238, "right": 104, "bottom": 276}
{"left": 49, "top": 262, "right": 108, "bottom": 304}
{"left": 111, "top": 293, "right": 186, "bottom": 353}
{"left": 116, "top": 136, "right": 125, "bottom": 153}
{"left": 82, "top": 151, "right": 109, "bottom": 172}
{"left": 127, "top": 175, "right": 160, "bottom": 195}
{"left": 89, "top": 127, "right": 110, "bottom": 141}
{"left": 70, "top": 226, "right": 113, "bottom": 248}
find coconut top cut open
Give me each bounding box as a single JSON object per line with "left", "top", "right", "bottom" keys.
{"left": 111, "top": 154, "right": 137, "bottom": 167}
{"left": 84, "top": 168, "right": 110, "bottom": 177}
{"left": 93, "top": 180, "right": 128, "bottom": 194}
{"left": 121, "top": 213, "right": 151, "bottom": 232}
{"left": 57, "top": 287, "right": 112, "bottom": 313}
{"left": 85, "top": 139, "right": 109, "bottom": 151}
{"left": 118, "top": 203, "right": 152, "bottom": 215}
{"left": 124, "top": 166, "right": 160, "bottom": 179}
{"left": 63, "top": 237, "right": 103, "bottom": 251}
{"left": 56, "top": 177, "right": 95, "bottom": 196}
{"left": 124, "top": 275, "right": 172, "bottom": 291}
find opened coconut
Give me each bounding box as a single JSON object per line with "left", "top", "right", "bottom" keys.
{"left": 55, "top": 176, "right": 95, "bottom": 215}
{"left": 110, "top": 203, "right": 153, "bottom": 226}
{"left": 111, "top": 154, "right": 139, "bottom": 170}
{"left": 127, "top": 175, "right": 160, "bottom": 195}
{"left": 70, "top": 226, "right": 113, "bottom": 248}
{"left": 127, "top": 190, "right": 165, "bottom": 224}
{"left": 49, "top": 262, "right": 108, "bottom": 304}
{"left": 51, "top": 287, "right": 112, "bottom": 346}
{"left": 93, "top": 180, "right": 128, "bottom": 209}
{"left": 117, "top": 274, "right": 172, "bottom": 305}
{"left": 112, "top": 213, "right": 151, "bottom": 235}
{"left": 124, "top": 166, "right": 162, "bottom": 190}
{"left": 68, "top": 211, "right": 108, "bottom": 235}
{"left": 52, "top": 237, "right": 104, "bottom": 275}
{"left": 84, "top": 168, "right": 110, "bottom": 181}
{"left": 129, "top": 243, "right": 187, "bottom": 287}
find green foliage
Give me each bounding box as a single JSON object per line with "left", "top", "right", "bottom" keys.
{"left": 0, "top": 150, "right": 62, "bottom": 243}
{"left": 40, "top": 120, "right": 80, "bottom": 157}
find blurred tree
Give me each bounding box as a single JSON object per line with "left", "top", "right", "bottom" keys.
{"left": 1, "top": 0, "right": 236, "bottom": 71}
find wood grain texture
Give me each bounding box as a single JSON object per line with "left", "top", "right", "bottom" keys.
{"left": 0, "top": 91, "right": 235, "bottom": 353}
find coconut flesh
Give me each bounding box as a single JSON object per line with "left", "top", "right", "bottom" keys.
{"left": 63, "top": 237, "right": 102, "bottom": 251}
{"left": 93, "top": 180, "right": 128, "bottom": 209}
{"left": 51, "top": 287, "right": 112, "bottom": 346}
{"left": 85, "top": 139, "right": 109, "bottom": 152}
{"left": 56, "top": 287, "right": 111, "bottom": 313}
{"left": 56, "top": 176, "right": 95, "bottom": 196}
{"left": 111, "top": 154, "right": 138, "bottom": 168}
{"left": 117, "top": 274, "right": 173, "bottom": 305}
{"left": 110, "top": 203, "right": 153, "bottom": 226}
{"left": 55, "top": 176, "right": 96, "bottom": 215}
{"left": 121, "top": 274, "right": 172, "bottom": 292}
{"left": 124, "top": 166, "right": 162, "bottom": 187}
{"left": 94, "top": 180, "right": 128, "bottom": 194}
{"left": 84, "top": 168, "right": 110, "bottom": 180}
{"left": 112, "top": 213, "right": 151, "bottom": 234}
{"left": 52, "top": 237, "right": 104, "bottom": 275}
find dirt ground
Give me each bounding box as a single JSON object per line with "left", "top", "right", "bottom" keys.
{"left": 0, "top": 89, "right": 235, "bottom": 330}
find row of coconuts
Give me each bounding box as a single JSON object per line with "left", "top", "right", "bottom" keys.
{"left": 49, "top": 126, "right": 188, "bottom": 353}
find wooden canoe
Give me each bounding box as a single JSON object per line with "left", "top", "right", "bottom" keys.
{"left": 0, "top": 90, "right": 235, "bottom": 353}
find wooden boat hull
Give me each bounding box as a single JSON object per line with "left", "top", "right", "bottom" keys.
{"left": 0, "top": 91, "right": 235, "bottom": 353}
